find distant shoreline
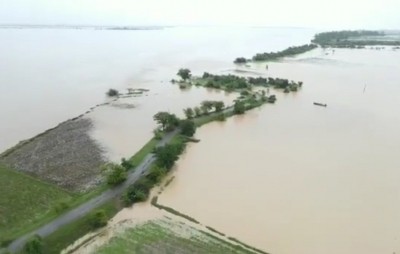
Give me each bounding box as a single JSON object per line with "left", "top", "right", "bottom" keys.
{"left": 0, "top": 24, "right": 169, "bottom": 30}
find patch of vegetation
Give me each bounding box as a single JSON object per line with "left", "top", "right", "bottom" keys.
{"left": 23, "top": 235, "right": 43, "bottom": 254}
{"left": 88, "top": 210, "right": 108, "bottom": 229}
{"left": 312, "top": 30, "right": 400, "bottom": 47}
{"left": 0, "top": 165, "right": 72, "bottom": 245}
{"left": 102, "top": 163, "right": 127, "bottom": 186}
{"left": 41, "top": 201, "right": 119, "bottom": 254}
{"left": 191, "top": 72, "right": 302, "bottom": 92}
{"left": 177, "top": 68, "right": 191, "bottom": 81}
{"left": 124, "top": 135, "right": 187, "bottom": 206}
{"left": 234, "top": 57, "right": 248, "bottom": 64}
{"left": 179, "top": 119, "right": 196, "bottom": 137}
{"left": 234, "top": 101, "right": 246, "bottom": 114}
{"left": 95, "top": 220, "right": 260, "bottom": 254}
{"left": 106, "top": 88, "right": 119, "bottom": 97}
{"left": 199, "top": 72, "right": 250, "bottom": 91}
{"left": 251, "top": 44, "right": 317, "bottom": 61}
{"left": 184, "top": 100, "right": 225, "bottom": 119}
{"left": 153, "top": 112, "right": 180, "bottom": 131}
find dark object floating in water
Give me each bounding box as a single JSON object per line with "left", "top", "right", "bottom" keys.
{"left": 314, "top": 102, "right": 327, "bottom": 107}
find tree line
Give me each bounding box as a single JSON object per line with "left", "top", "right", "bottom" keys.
{"left": 311, "top": 30, "right": 400, "bottom": 47}
{"left": 183, "top": 100, "right": 225, "bottom": 119}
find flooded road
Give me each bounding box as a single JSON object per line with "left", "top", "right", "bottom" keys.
{"left": 157, "top": 48, "right": 400, "bottom": 254}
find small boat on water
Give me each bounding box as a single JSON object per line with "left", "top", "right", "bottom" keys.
{"left": 313, "top": 102, "right": 327, "bottom": 107}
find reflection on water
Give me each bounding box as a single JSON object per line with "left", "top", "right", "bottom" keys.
{"left": 158, "top": 48, "right": 400, "bottom": 254}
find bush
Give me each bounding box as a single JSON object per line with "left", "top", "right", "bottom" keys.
{"left": 88, "top": 210, "right": 108, "bottom": 229}
{"left": 124, "top": 178, "right": 152, "bottom": 205}
{"left": 106, "top": 88, "right": 119, "bottom": 97}
{"left": 180, "top": 120, "right": 196, "bottom": 137}
{"left": 24, "top": 235, "right": 43, "bottom": 254}
{"left": 233, "top": 101, "right": 246, "bottom": 114}
{"left": 216, "top": 113, "right": 226, "bottom": 121}
{"left": 234, "top": 57, "right": 247, "bottom": 64}
{"left": 0, "top": 238, "right": 14, "bottom": 248}
{"left": 121, "top": 158, "right": 134, "bottom": 170}
{"left": 54, "top": 201, "right": 69, "bottom": 214}
{"left": 102, "top": 163, "right": 127, "bottom": 186}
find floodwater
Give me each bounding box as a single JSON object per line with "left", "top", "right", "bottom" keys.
{"left": 88, "top": 86, "right": 237, "bottom": 161}
{"left": 0, "top": 26, "right": 314, "bottom": 153}
{"left": 3, "top": 27, "right": 400, "bottom": 253}
{"left": 157, "top": 48, "right": 400, "bottom": 254}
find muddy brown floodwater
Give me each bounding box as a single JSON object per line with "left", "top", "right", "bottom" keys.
{"left": 157, "top": 48, "right": 400, "bottom": 254}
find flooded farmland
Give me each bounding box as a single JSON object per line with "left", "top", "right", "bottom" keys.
{"left": 156, "top": 48, "right": 400, "bottom": 254}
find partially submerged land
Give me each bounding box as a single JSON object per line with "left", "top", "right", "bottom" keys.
{"left": 311, "top": 30, "right": 400, "bottom": 48}
{"left": 7, "top": 30, "right": 392, "bottom": 254}
{"left": 234, "top": 44, "right": 317, "bottom": 63}
{"left": 94, "top": 218, "right": 264, "bottom": 254}
{"left": 233, "top": 30, "right": 400, "bottom": 66}
{"left": 1, "top": 66, "right": 291, "bottom": 253}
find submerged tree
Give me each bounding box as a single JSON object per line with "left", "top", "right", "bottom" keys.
{"left": 177, "top": 68, "right": 191, "bottom": 81}
{"left": 106, "top": 88, "right": 119, "bottom": 97}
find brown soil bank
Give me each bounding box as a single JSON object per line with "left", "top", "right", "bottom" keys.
{"left": 0, "top": 118, "right": 105, "bottom": 192}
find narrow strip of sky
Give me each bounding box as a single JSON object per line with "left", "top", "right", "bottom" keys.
{"left": 0, "top": 0, "right": 399, "bottom": 29}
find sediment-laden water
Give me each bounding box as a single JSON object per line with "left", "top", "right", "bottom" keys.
{"left": 157, "top": 48, "right": 400, "bottom": 254}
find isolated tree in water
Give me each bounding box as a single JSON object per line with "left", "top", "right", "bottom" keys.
{"left": 177, "top": 68, "right": 191, "bottom": 81}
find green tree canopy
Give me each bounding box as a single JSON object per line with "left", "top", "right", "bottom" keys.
{"left": 180, "top": 120, "right": 196, "bottom": 137}
{"left": 153, "top": 112, "right": 180, "bottom": 131}
{"left": 177, "top": 68, "right": 191, "bottom": 80}
{"left": 233, "top": 101, "right": 246, "bottom": 114}
{"left": 24, "top": 235, "right": 43, "bottom": 254}
{"left": 102, "top": 163, "right": 127, "bottom": 186}
{"left": 183, "top": 107, "right": 194, "bottom": 119}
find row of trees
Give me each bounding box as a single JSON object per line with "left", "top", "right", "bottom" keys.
{"left": 252, "top": 44, "right": 318, "bottom": 61}
{"left": 247, "top": 76, "right": 303, "bottom": 90}
{"left": 153, "top": 111, "right": 196, "bottom": 137}
{"left": 124, "top": 139, "right": 186, "bottom": 205}
{"left": 312, "top": 31, "right": 400, "bottom": 47}
{"left": 183, "top": 100, "right": 225, "bottom": 119}
{"left": 201, "top": 72, "right": 249, "bottom": 91}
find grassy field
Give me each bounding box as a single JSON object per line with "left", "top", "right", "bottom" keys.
{"left": 96, "top": 219, "right": 260, "bottom": 254}
{"left": 128, "top": 138, "right": 158, "bottom": 167}
{"left": 42, "top": 201, "right": 119, "bottom": 254}
{"left": 0, "top": 165, "right": 72, "bottom": 245}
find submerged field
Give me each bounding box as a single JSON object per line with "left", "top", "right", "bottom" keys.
{"left": 0, "top": 165, "right": 72, "bottom": 244}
